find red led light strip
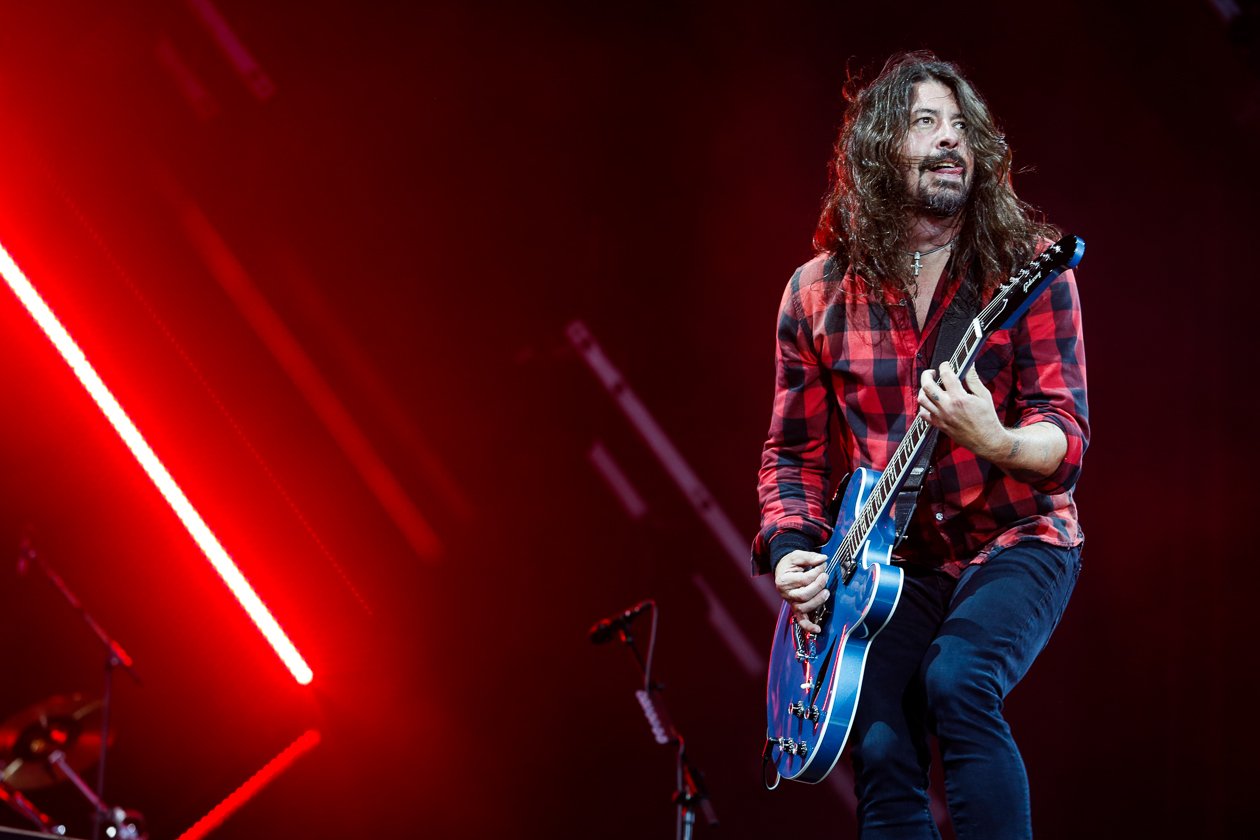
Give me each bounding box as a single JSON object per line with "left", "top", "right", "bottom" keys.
{"left": 0, "top": 240, "right": 313, "bottom": 685}
{"left": 175, "top": 729, "right": 321, "bottom": 840}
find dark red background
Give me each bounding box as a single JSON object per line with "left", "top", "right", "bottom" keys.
{"left": 0, "top": 1, "right": 1255, "bottom": 837}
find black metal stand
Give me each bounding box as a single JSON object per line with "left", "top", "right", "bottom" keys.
{"left": 93, "top": 658, "right": 114, "bottom": 840}
{"left": 18, "top": 537, "right": 141, "bottom": 840}
{"left": 0, "top": 778, "right": 63, "bottom": 835}
{"left": 602, "top": 608, "right": 718, "bottom": 840}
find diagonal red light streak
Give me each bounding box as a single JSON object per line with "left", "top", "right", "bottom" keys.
{"left": 175, "top": 729, "right": 322, "bottom": 840}
{"left": 0, "top": 239, "right": 313, "bottom": 685}
{"left": 169, "top": 192, "right": 443, "bottom": 562}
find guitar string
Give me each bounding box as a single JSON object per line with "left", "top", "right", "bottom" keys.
{"left": 820, "top": 260, "right": 1050, "bottom": 581}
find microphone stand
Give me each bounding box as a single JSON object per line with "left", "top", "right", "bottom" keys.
{"left": 18, "top": 538, "right": 141, "bottom": 840}
{"left": 599, "top": 605, "right": 718, "bottom": 840}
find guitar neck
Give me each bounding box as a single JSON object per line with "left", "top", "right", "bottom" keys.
{"left": 839, "top": 321, "right": 985, "bottom": 560}
{"left": 835, "top": 234, "right": 1085, "bottom": 565}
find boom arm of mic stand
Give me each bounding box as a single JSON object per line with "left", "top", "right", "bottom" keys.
{"left": 23, "top": 543, "right": 142, "bottom": 686}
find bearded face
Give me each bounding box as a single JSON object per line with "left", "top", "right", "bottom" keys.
{"left": 900, "top": 80, "right": 974, "bottom": 218}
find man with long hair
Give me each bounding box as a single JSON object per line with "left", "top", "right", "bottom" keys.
{"left": 753, "top": 52, "right": 1087, "bottom": 838}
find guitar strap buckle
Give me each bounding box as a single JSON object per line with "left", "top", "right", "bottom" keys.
{"left": 892, "top": 461, "right": 932, "bottom": 549}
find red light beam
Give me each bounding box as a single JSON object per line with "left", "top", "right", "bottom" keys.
{"left": 175, "top": 729, "right": 322, "bottom": 840}
{"left": 0, "top": 239, "right": 313, "bottom": 685}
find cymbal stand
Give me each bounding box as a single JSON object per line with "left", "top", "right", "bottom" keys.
{"left": 0, "top": 777, "right": 65, "bottom": 835}
{"left": 46, "top": 752, "right": 144, "bottom": 840}
{"left": 601, "top": 603, "right": 718, "bottom": 840}
{"left": 18, "top": 538, "right": 142, "bottom": 840}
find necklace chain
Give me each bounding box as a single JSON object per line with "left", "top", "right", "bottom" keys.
{"left": 908, "top": 238, "right": 955, "bottom": 277}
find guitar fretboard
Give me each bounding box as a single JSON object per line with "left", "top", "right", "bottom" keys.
{"left": 828, "top": 252, "right": 1057, "bottom": 571}
{"left": 833, "top": 318, "right": 985, "bottom": 566}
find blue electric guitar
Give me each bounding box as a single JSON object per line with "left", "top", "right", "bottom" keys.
{"left": 764, "top": 235, "right": 1085, "bottom": 784}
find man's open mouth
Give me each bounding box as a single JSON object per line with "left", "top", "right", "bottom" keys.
{"left": 925, "top": 157, "right": 965, "bottom": 174}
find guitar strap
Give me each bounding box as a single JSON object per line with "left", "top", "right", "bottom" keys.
{"left": 892, "top": 265, "right": 980, "bottom": 547}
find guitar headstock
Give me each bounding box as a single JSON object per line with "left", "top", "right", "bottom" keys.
{"left": 979, "top": 235, "right": 1085, "bottom": 334}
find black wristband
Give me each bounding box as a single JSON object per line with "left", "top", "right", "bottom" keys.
{"left": 768, "top": 530, "right": 817, "bottom": 573}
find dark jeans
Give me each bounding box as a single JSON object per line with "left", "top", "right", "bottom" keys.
{"left": 849, "top": 540, "right": 1082, "bottom": 839}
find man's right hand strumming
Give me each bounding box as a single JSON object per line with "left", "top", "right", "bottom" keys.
{"left": 775, "top": 550, "right": 830, "bottom": 634}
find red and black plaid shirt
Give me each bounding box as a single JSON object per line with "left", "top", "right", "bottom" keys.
{"left": 752, "top": 250, "right": 1088, "bottom": 579}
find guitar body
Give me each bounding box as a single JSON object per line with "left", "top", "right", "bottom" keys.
{"left": 765, "top": 467, "right": 904, "bottom": 783}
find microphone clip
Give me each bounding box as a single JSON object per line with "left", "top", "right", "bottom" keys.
{"left": 587, "top": 599, "right": 653, "bottom": 645}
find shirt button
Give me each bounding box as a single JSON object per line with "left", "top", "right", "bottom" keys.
{"left": 934, "top": 512, "right": 944, "bottom": 521}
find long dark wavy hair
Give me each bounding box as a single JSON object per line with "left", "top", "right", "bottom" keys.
{"left": 814, "top": 51, "right": 1057, "bottom": 297}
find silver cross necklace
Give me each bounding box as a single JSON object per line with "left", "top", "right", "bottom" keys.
{"left": 908, "top": 238, "right": 956, "bottom": 277}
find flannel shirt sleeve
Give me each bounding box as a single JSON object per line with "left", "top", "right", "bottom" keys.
{"left": 1008, "top": 266, "right": 1089, "bottom": 495}
{"left": 750, "top": 269, "right": 835, "bottom": 576}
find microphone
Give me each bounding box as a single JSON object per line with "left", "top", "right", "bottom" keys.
{"left": 588, "top": 599, "right": 652, "bottom": 644}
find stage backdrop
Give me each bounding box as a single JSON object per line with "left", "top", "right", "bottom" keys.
{"left": 0, "top": 1, "right": 1255, "bottom": 837}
